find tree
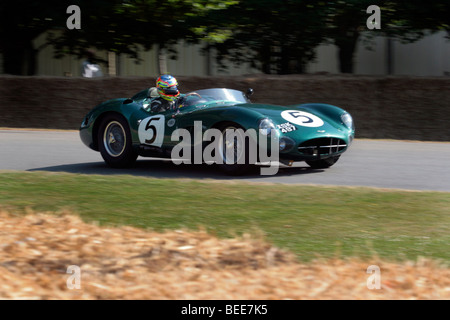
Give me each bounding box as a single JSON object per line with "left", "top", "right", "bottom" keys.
{"left": 325, "top": 1, "right": 450, "bottom": 73}
{"left": 0, "top": 0, "right": 235, "bottom": 75}
{"left": 0, "top": 0, "right": 68, "bottom": 75}
{"left": 3, "top": 1, "right": 447, "bottom": 76}
{"left": 386, "top": 1, "right": 450, "bottom": 41}
{"left": 323, "top": 0, "right": 385, "bottom": 73}
{"left": 197, "top": 0, "right": 329, "bottom": 74}
{"left": 50, "top": 0, "right": 238, "bottom": 74}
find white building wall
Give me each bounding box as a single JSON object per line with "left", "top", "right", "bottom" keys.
{"left": 307, "top": 35, "right": 389, "bottom": 75}
{"left": 167, "top": 41, "right": 207, "bottom": 76}
{"left": 393, "top": 31, "right": 450, "bottom": 76}
{"left": 307, "top": 31, "right": 450, "bottom": 76}
{"left": 33, "top": 31, "right": 105, "bottom": 77}
{"left": 30, "top": 34, "right": 258, "bottom": 77}
{"left": 2, "top": 31, "right": 449, "bottom": 77}
{"left": 306, "top": 43, "right": 340, "bottom": 74}
{"left": 354, "top": 35, "right": 387, "bottom": 75}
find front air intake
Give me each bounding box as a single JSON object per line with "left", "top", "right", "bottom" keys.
{"left": 298, "top": 138, "right": 347, "bottom": 156}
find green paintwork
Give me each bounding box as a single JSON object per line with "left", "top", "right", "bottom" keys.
{"left": 80, "top": 88, "right": 355, "bottom": 162}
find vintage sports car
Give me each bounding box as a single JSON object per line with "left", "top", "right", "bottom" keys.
{"left": 79, "top": 88, "right": 355, "bottom": 175}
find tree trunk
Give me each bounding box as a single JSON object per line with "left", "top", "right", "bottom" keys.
{"left": 338, "top": 46, "right": 353, "bottom": 73}
{"left": 157, "top": 45, "right": 167, "bottom": 75}
{"left": 279, "top": 46, "right": 290, "bottom": 75}
{"left": 336, "top": 32, "right": 359, "bottom": 74}
{"left": 260, "top": 45, "right": 272, "bottom": 74}
{"left": 2, "top": 38, "right": 37, "bottom": 75}
{"left": 278, "top": 46, "right": 305, "bottom": 75}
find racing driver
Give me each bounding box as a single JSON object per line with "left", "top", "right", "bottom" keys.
{"left": 149, "top": 74, "right": 181, "bottom": 112}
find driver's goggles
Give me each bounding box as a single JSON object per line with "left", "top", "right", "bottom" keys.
{"left": 162, "top": 86, "right": 179, "bottom": 95}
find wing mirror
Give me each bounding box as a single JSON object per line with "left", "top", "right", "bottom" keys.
{"left": 245, "top": 88, "right": 253, "bottom": 100}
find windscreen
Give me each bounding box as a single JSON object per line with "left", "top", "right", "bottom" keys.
{"left": 181, "top": 88, "right": 249, "bottom": 108}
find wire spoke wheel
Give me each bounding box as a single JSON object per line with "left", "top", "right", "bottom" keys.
{"left": 218, "top": 126, "right": 245, "bottom": 165}
{"left": 216, "top": 124, "right": 252, "bottom": 175}
{"left": 103, "top": 121, "right": 126, "bottom": 157}
{"left": 98, "top": 115, "right": 137, "bottom": 168}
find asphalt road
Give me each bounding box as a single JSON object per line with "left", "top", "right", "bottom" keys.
{"left": 0, "top": 129, "right": 449, "bottom": 192}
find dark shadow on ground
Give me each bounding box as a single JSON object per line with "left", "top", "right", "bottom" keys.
{"left": 28, "top": 159, "right": 324, "bottom": 180}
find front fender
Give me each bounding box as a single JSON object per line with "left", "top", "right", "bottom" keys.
{"left": 79, "top": 98, "right": 142, "bottom": 150}
{"left": 291, "top": 103, "right": 346, "bottom": 121}
{"left": 292, "top": 103, "right": 354, "bottom": 133}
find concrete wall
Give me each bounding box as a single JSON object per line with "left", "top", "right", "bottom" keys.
{"left": 0, "top": 75, "right": 449, "bottom": 141}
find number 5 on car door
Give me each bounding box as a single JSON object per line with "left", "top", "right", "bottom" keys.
{"left": 138, "top": 116, "right": 165, "bottom": 147}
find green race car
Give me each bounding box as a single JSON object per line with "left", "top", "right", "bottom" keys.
{"left": 79, "top": 88, "right": 355, "bottom": 175}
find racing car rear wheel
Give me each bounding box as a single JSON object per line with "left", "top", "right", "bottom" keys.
{"left": 98, "top": 114, "right": 138, "bottom": 168}
{"left": 306, "top": 155, "right": 340, "bottom": 169}
{"left": 216, "top": 124, "right": 254, "bottom": 175}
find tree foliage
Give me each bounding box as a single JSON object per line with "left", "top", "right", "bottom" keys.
{"left": 199, "top": 0, "right": 329, "bottom": 74}
{"left": 184, "top": 0, "right": 450, "bottom": 74}
{"left": 51, "top": 0, "right": 237, "bottom": 61}
{"left": 0, "top": 0, "right": 67, "bottom": 74}
{"left": 0, "top": 0, "right": 236, "bottom": 75}
{"left": 0, "top": 0, "right": 448, "bottom": 75}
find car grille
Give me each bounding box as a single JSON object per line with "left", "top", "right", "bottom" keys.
{"left": 298, "top": 138, "right": 347, "bottom": 156}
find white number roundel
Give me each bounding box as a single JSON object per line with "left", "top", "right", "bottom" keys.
{"left": 281, "top": 110, "right": 324, "bottom": 128}
{"left": 138, "top": 115, "right": 165, "bottom": 147}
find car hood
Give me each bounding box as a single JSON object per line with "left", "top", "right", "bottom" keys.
{"left": 238, "top": 103, "right": 345, "bottom": 132}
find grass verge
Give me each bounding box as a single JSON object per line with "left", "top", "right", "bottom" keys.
{"left": 0, "top": 171, "right": 448, "bottom": 262}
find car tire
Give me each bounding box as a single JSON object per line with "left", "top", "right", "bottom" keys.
{"left": 306, "top": 155, "right": 340, "bottom": 169}
{"left": 98, "top": 114, "right": 138, "bottom": 168}
{"left": 216, "top": 124, "right": 253, "bottom": 176}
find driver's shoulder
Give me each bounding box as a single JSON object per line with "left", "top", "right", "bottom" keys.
{"left": 148, "top": 87, "right": 159, "bottom": 98}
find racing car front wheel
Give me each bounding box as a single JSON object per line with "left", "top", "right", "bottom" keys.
{"left": 98, "top": 115, "right": 138, "bottom": 168}
{"left": 216, "top": 124, "right": 254, "bottom": 176}
{"left": 306, "top": 155, "right": 340, "bottom": 169}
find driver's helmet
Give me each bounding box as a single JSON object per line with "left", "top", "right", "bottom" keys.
{"left": 156, "top": 74, "right": 180, "bottom": 101}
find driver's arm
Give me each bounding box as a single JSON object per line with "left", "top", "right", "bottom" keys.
{"left": 177, "top": 92, "right": 202, "bottom": 108}
{"left": 150, "top": 99, "right": 164, "bottom": 112}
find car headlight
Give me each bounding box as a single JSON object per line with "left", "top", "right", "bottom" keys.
{"left": 81, "top": 114, "right": 91, "bottom": 128}
{"left": 341, "top": 113, "right": 354, "bottom": 130}
{"left": 279, "top": 136, "right": 295, "bottom": 152}
{"left": 259, "top": 118, "right": 276, "bottom": 136}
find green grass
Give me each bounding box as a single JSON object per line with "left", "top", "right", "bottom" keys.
{"left": 0, "top": 171, "right": 449, "bottom": 262}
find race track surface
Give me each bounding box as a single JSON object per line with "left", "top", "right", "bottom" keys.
{"left": 0, "top": 129, "right": 449, "bottom": 192}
